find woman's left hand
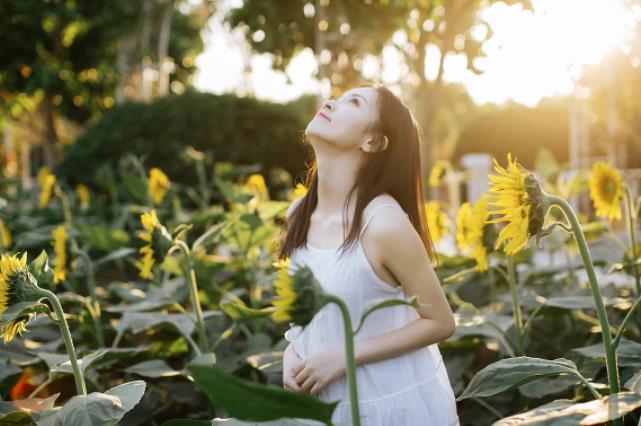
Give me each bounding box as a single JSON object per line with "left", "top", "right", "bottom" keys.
{"left": 292, "top": 348, "right": 346, "bottom": 396}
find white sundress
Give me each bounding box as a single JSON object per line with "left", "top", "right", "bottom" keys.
{"left": 283, "top": 203, "right": 460, "bottom": 426}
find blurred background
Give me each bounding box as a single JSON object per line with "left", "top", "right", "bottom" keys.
{"left": 2, "top": 0, "right": 641, "bottom": 221}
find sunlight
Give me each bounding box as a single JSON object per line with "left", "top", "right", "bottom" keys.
{"left": 193, "top": 0, "right": 638, "bottom": 106}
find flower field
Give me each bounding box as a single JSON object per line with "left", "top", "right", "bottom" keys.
{"left": 0, "top": 151, "right": 639, "bottom": 425}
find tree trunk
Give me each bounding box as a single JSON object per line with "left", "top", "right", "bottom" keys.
{"left": 41, "top": 93, "right": 58, "bottom": 167}
{"left": 157, "top": 0, "right": 175, "bottom": 96}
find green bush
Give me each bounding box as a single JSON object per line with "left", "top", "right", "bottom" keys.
{"left": 55, "top": 89, "right": 315, "bottom": 190}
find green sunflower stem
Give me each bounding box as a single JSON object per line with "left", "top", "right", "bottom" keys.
{"left": 75, "top": 248, "right": 104, "bottom": 347}
{"left": 507, "top": 257, "right": 524, "bottom": 356}
{"left": 326, "top": 294, "right": 361, "bottom": 426}
{"left": 623, "top": 184, "right": 641, "bottom": 330}
{"left": 37, "top": 288, "right": 87, "bottom": 396}
{"left": 547, "top": 195, "right": 621, "bottom": 410}
{"left": 176, "top": 240, "right": 209, "bottom": 353}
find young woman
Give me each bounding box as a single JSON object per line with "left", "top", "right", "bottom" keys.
{"left": 279, "top": 83, "right": 460, "bottom": 426}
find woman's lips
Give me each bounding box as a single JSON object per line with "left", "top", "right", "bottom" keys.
{"left": 318, "top": 112, "right": 331, "bottom": 122}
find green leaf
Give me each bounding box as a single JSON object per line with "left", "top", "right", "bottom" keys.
{"left": 192, "top": 220, "right": 232, "bottom": 250}
{"left": 187, "top": 364, "right": 337, "bottom": 424}
{"left": 0, "top": 303, "right": 50, "bottom": 326}
{"left": 0, "top": 393, "right": 58, "bottom": 416}
{"left": 0, "top": 411, "right": 35, "bottom": 425}
{"left": 124, "top": 360, "right": 182, "bottom": 378}
{"left": 572, "top": 338, "right": 641, "bottom": 367}
{"left": 457, "top": 357, "right": 580, "bottom": 400}
{"left": 219, "top": 300, "right": 274, "bottom": 323}
{"left": 543, "top": 296, "right": 629, "bottom": 310}
{"left": 38, "top": 348, "right": 144, "bottom": 376}
{"left": 448, "top": 306, "right": 515, "bottom": 357}
{"left": 94, "top": 248, "right": 136, "bottom": 267}
{"left": 77, "top": 224, "right": 130, "bottom": 253}
{"left": 35, "top": 381, "right": 146, "bottom": 426}
{"left": 493, "top": 392, "right": 641, "bottom": 425}
{"left": 27, "top": 250, "right": 54, "bottom": 290}
{"left": 113, "top": 311, "right": 219, "bottom": 340}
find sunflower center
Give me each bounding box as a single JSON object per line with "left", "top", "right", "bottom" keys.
{"left": 602, "top": 179, "right": 616, "bottom": 199}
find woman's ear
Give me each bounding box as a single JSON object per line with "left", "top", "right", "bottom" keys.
{"left": 362, "top": 132, "right": 388, "bottom": 153}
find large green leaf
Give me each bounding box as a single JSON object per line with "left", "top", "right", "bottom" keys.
{"left": 448, "top": 307, "right": 515, "bottom": 357}
{"left": 35, "top": 380, "right": 146, "bottom": 426}
{"left": 542, "top": 296, "right": 630, "bottom": 310}
{"left": 187, "top": 364, "right": 337, "bottom": 424}
{"left": 493, "top": 392, "right": 641, "bottom": 425}
{"left": 38, "top": 348, "right": 144, "bottom": 376}
{"left": 572, "top": 338, "right": 641, "bottom": 367}
{"left": 457, "top": 357, "right": 580, "bottom": 400}
{"left": 113, "top": 311, "right": 219, "bottom": 340}
{"left": 77, "top": 223, "right": 130, "bottom": 253}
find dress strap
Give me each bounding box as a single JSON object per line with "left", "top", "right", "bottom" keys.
{"left": 359, "top": 204, "right": 409, "bottom": 238}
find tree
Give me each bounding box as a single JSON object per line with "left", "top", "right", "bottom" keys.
{"left": 224, "top": 0, "right": 532, "bottom": 182}
{"left": 0, "top": 0, "right": 215, "bottom": 171}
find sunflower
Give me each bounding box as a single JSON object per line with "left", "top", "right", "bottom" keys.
{"left": 1, "top": 317, "right": 29, "bottom": 343}
{"left": 291, "top": 183, "right": 308, "bottom": 201}
{"left": 51, "top": 225, "right": 69, "bottom": 284}
{"left": 0, "top": 253, "right": 45, "bottom": 342}
{"left": 588, "top": 161, "right": 623, "bottom": 221}
{"left": 134, "top": 210, "right": 173, "bottom": 279}
{"left": 456, "top": 195, "right": 491, "bottom": 271}
{"left": 270, "top": 258, "right": 326, "bottom": 327}
{"left": 428, "top": 160, "right": 452, "bottom": 187}
{"left": 425, "top": 201, "right": 449, "bottom": 243}
{"left": 37, "top": 167, "right": 56, "bottom": 209}
{"left": 75, "top": 184, "right": 90, "bottom": 210}
{"left": 0, "top": 219, "right": 11, "bottom": 249}
{"left": 148, "top": 167, "right": 171, "bottom": 206}
{"left": 487, "top": 154, "right": 545, "bottom": 256}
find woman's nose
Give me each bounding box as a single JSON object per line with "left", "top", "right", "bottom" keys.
{"left": 322, "top": 99, "right": 334, "bottom": 111}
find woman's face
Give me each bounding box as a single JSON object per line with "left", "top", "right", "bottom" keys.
{"left": 304, "top": 87, "right": 380, "bottom": 152}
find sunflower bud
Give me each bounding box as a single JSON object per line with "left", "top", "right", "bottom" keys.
{"left": 0, "top": 253, "right": 46, "bottom": 342}
{"left": 456, "top": 195, "right": 493, "bottom": 271}
{"left": 51, "top": 225, "right": 71, "bottom": 284}
{"left": 425, "top": 201, "right": 449, "bottom": 244}
{"left": 524, "top": 173, "right": 547, "bottom": 246}
{"left": 148, "top": 168, "right": 171, "bottom": 206}
{"left": 135, "top": 210, "right": 174, "bottom": 279}
{"left": 487, "top": 154, "right": 546, "bottom": 255}
{"left": 270, "top": 258, "right": 329, "bottom": 327}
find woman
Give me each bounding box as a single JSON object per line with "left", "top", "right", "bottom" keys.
{"left": 279, "top": 83, "right": 460, "bottom": 426}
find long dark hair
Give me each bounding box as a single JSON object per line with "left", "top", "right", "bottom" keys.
{"left": 278, "top": 83, "right": 437, "bottom": 265}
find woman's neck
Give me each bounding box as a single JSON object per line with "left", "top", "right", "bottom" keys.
{"left": 314, "top": 152, "right": 361, "bottom": 220}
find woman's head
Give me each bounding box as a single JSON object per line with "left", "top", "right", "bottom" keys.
{"left": 280, "top": 83, "right": 437, "bottom": 263}
{"left": 304, "top": 85, "right": 388, "bottom": 155}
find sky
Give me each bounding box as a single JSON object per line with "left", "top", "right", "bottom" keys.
{"left": 192, "top": 0, "right": 638, "bottom": 108}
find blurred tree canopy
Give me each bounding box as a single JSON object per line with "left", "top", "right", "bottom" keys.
{"left": 0, "top": 0, "right": 214, "bottom": 167}
{"left": 54, "top": 90, "right": 316, "bottom": 192}
{"left": 225, "top": 0, "right": 533, "bottom": 177}
{"left": 580, "top": 4, "right": 641, "bottom": 169}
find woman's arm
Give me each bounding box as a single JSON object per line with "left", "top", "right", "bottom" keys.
{"left": 352, "top": 206, "right": 456, "bottom": 367}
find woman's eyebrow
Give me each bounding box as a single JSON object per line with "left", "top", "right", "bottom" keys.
{"left": 340, "top": 93, "right": 368, "bottom": 104}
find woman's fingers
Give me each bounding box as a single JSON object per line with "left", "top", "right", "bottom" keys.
{"left": 284, "top": 373, "right": 302, "bottom": 391}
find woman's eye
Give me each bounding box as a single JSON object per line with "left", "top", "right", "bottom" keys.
{"left": 350, "top": 98, "right": 359, "bottom": 105}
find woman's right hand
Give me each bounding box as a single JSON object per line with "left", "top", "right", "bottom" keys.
{"left": 283, "top": 342, "right": 303, "bottom": 392}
